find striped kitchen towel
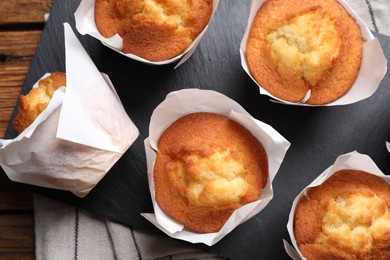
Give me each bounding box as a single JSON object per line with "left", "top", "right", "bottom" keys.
{"left": 34, "top": 195, "right": 224, "bottom": 260}
{"left": 348, "top": 0, "right": 390, "bottom": 35}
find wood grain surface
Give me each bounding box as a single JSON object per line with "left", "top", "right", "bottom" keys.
{"left": 0, "top": 0, "right": 53, "bottom": 259}
{"left": 0, "top": 0, "right": 52, "bottom": 25}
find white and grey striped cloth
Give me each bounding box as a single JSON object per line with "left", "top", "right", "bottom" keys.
{"left": 34, "top": 195, "right": 224, "bottom": 260}
{"left": 34, "top": 1, "right": 389, "bottom": 259}
{"left": 349, "top": 0, "right": 390, "bottom": 35}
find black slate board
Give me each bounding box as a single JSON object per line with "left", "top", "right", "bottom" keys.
{"left": 1, "top": 0, "right": 390, "bottom": 259}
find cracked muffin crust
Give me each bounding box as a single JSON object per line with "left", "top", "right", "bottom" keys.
{"left": 246, "top": 0, "right": 363, "bottom": 104}
{"left": 95, "top": 0, "right": 213, "bottom": 61}
{"left": 154, "top": 112, "right": 268, "bottom": 233}
{"left": 294, "top": 170, "right": 390, "bottom": 260}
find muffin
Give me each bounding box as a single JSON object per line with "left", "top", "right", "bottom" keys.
{"left": 13, "top": 72, "right": 66, "bottom": 133}
{"left": 94, "top": 0, "right": 213, "bottom": 61}
{"left": 246, "top": 0, "right": 363, "bottom": 105}
{"left": 153, "top": 112, "right": 268, "bottom": 233}
{"left": 294, "top": 170, "right": 390, "bottom": 260}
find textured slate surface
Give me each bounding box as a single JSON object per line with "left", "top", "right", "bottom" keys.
{"left": 1, "top": 0, "right": 390, "bottom": 259}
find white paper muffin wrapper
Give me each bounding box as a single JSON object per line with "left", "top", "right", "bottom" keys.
{"left": 240, "top": 0, "right": 388, "bottom": 106}
{"left": 0, "top": 23, "right": 139, "bottom": 197}
{"left": 141, "top": 88, "right": 291, "bottom": 246}
{"left": 284, "top": 151, "right": 390, "bottom": 259}
{"left": 74, "top": 0, "right": 219, "bottom": 67}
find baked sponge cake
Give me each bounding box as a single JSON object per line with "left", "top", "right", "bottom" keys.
{"left": 94, "top": 0, "right": 213, "bottom": 61}
{"left": 154, "top": 112, "right": 268, "bottom": 233}
{"left": 246, "top": 0, "right": 363, "bottom": 105}
{"left": 294, "top": 170, "right": 390, "bottom": 259}
{"left": 13, "top": 72, "right": 66, "bottom": 133}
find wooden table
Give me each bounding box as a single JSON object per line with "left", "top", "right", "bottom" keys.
{"left": 0, "top": 0, "right": 54, "bottom": 259}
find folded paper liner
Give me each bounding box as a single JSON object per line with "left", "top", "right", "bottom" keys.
{"left": 0, "top": 23, "right": 139, "bottom": 198}
{"left": 142, "top": 88, "right": 291, "bottom": 246}
{"left": 74, "top": 0, "right": 220, "bottom": 68}
{"left": 283, "top": 151, "right": 390, "bottom": 259}
{"left": 240, "top": 0, "right": 388, "bottom": 106}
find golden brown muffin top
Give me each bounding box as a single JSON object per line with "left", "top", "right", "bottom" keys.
{"left": 13, "top": 72, "right": 66, "bottom": 134}
{"left": 246, "top": 0, "right": 363, "bottom": 105}
{"left": 265, "top": 10, "right": 341, "bottom": 87}
{"left": 294, "top": 170, "right": 390, "bottom": 260}
{"left": 95, "top": 0, "right": 213, "bottom": 61}
{"left": 154, "top": 112, "right": 268, "bottom": 233}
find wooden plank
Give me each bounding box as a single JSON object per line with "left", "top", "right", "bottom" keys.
{"left": 0, "top": 190, "right": 34, "bottom": 212}
{"left": 0, "top": 215, "right": 34, "bottom": 254}
{"left": 0, "top": 182, "right": 34, "bottom": 212}
{"left": 0, "top": 1, "right": 53, "bottom": 260}
{"left": 0, "top": 31, "right": 40, "bottom": 137}
{"left": 0, "top": 213, "right": 33, "bottom": 226}
{"left": 0, "top": 254, "right": 34, "bottom": 260}
{"left": 0, "top": 61, "right": 31, "bottom": 138}
{"left": 0, "top": 0, "right": 53, "bottom": 25}
{"left": 0, "top": 31, "right": 34, "bottom": 258}
{"left": 0, "top": 31, "right": 42, "bottom": 57}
